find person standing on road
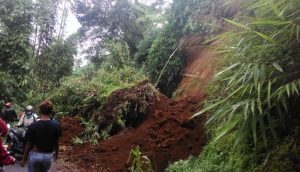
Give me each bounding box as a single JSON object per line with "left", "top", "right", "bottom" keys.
{"left": 20, "top": 100, "right": 62, "bottom": 172}
{"left": 1, "top": 102, "right": 17, "bottom": 123}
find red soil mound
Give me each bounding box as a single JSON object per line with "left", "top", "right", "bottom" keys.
{"left": 60, "top": 116, "right": 83, "bottom": 146}
{"left": 62, "top": 94, "right": 205, "bottom": 171}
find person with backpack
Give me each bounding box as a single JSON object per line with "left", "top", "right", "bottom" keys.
{"left": 16, "top": 105, "right": 39, "bottom": 128}
{"left": 1, "top": 102, "right": 17, "bottom": 123}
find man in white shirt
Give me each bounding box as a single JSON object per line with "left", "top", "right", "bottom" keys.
{"left": 17, "top": 105, "right": 39, "bottom": 128}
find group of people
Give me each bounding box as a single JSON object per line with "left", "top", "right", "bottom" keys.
{"left": 0, "top": 102, "right": 38, "bottom": 128}
{"left": 0, "top": 100, "right": 62, "bottom": 172}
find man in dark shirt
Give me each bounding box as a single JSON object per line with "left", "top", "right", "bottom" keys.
{"left": 21, "top": 100, "right": 62, "bottom": 172}
{"left": 2, "top": 102, "right": 17, "bottom": 123}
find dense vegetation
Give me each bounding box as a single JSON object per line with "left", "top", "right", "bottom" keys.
{"left": 167, "top": 0, "right": 300, "bottom": 171}
{"left": 1, "top": 0, "right": 300, "bottom": 171}
{"left": 0, "top": 0, "right": 76, "bottom": 107}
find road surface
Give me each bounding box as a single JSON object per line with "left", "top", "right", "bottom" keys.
{"left": 2, "top": 160, "right": 80, "bottom": 172}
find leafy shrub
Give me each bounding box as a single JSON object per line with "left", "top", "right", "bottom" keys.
{"left": 35, "top": 65, "right": 158, "bottom": 144}
{"left": 166, "top": 132, "right": 247, "bottom": 172}
{"left": 30, "top": 65, "right": 147, "bottom": 118}
{"left": 73, "top": 118, "right": 100, "bottom": 145}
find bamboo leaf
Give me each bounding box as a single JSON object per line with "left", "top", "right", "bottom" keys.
{"left": 215, "top": 63, "right": 240, "bottom": 78}
{"left": 268, "top": 81, "right": 272, "bottom": 108}
{"left": 249, "top": 20, "right": 291, "bottom": 26}
{"left": 223, "top": 18, "right": 251, "bottom": 31}
{"left": 292, "top": 82, "right": 299, "bottom": 95}
{"left": 272, "top": 62, "right": 284, "bottom": 72}
{"left": 286, "top": 85, "right": 290, "bottom": 97}
{"left": 214, "top": 116, "right": 240, "bottom": 142}
{"left": 191, "top": 100, "right": 224, "bottom": 119}
{"left": 254, "top": 31, "right": 277, "bottom": 44}
{"left": 243, "top": 101, "right": 249, "bottom": 119}
{"left": 251, "top": 100, "right": 255, "bottom": 115}
{"left": 225, "top": 86, "right": 244, "bottom": 100}
{"left": 257, "top": 99, "right": 262, "bottom": 115}
{"left": 204, "top": 31, "right": 233, "bottom": 44}
{"left": 269, "top": 0, "right": 285, "bottom": 20}
{"left": 257, "top": 83, "right": 262, "bottom": 114}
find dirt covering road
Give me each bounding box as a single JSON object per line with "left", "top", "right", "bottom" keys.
{"left": 61, "top": 94, "right": 206, "bottom": 171}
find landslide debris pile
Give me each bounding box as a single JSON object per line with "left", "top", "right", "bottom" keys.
{"left": 61, "top": 94, "right": 205, "bottom": 171}
{"left": 92, "top": 80, "right": 159, "bottom": 135}
{"left": 59, "top": 36, "right": 217, "bottom": 171}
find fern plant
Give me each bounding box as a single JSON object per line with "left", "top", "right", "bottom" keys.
{"left": 193, "top": 0, "right": 300, "bottom": 146}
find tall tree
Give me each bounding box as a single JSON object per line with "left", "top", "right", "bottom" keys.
{"left": 0, "top": 0, "right": 34, "bottom": 101}
{"left": 32, "top": 0, "right": 60, "bottom": 58}
{"left": 72, "top": 0, "right": 159, "bottom": 64}
{"left": 36, "top": 34, "right": 78, "bottom": 86}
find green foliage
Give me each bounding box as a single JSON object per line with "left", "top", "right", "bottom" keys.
{"left": 92, "top": 39, "right": 131, "bottom": 68}
{"left": 168, "top": 107, "right": 300, "bottom": 172}
{"left": 72, "top": 136, "right": 84, "bottom": 145}
{"left": 127, "top": 146, "right": 153, "bottom": 172}
{"left": 193, "top": 0, "right": 300, "bottom": 146}
{"left": 144, "top": 0, "right": 222, "bottom": 96}
{"left": 72, "top": 0, "right": 160, "bottom": 61}
{"left": 32, "top": 0, "right": 60, "bottom": 56}
{"left": 77, "top": 118, "right": 100, "bottom": 145}
{"left": 145, "top": 29, "right": 184, "bottom": 96}
{"left": 166, "top": 131, "right": 247, "bottom": 172}
{"left": 171, "top": 0, "right": 300, "bottom": 171}
{"left": 167, "top": 0, "right": 220, "bottom": 36}
{"left": 36, "top": 37, "right": 77, "bottom": 84}
{"left": 133, "top": 28, "right": 159, "bottom": 66}
{"left": 32, "top": 66, "right": 147, "bottom": 117}
{"left": 0, "top": 0, "right": 34, "bottom": 102}
{"left": 0, "top": 72, "right": 23, "bottom": 103}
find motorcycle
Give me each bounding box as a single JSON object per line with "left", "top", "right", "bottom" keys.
{"left": 6, "top": 124, "right": 26, "bottom": 158}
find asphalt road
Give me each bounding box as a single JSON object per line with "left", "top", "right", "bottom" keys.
{"left": 3, "top": 162, "right": 27, "bottom": 172}
{"left": 2, "top": 161, "right": 78, "bottom": 172}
